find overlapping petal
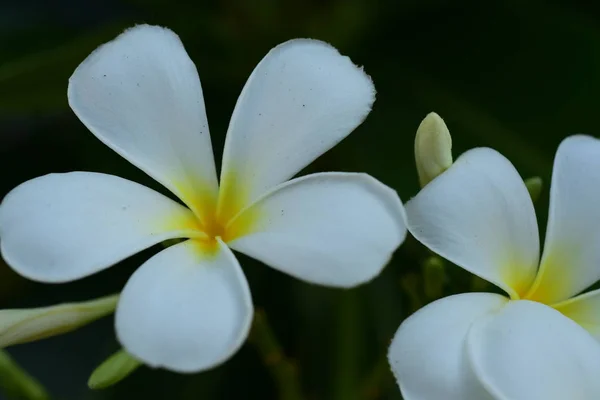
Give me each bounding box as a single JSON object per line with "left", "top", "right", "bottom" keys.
{"left": 468, "top": 300, "right": 600, "bottom": 399}
{"left": 405, "top": 148, "right": 539, "bottom": 298}
{"left": 217, "top": 39, "right": 375, "bottom": 222}
{"left": 0, "top": 172, "right": 198, "bottom": 282}
{"left": 526, "top": 135, "right": 600, "bottom": 303}
{"left": 553, "top": 288, "right": 600, "bottom": 341}
{"left": 227, "top": 173, "right": 405, "bottom": 288}
{"left": 388, "top": 293, "right": 505, "bottom": 400}
{"left": 68, "top": 25, "right": 219, "bottom": 224}
{"left": 115, "top": 239, "right": 253, "bottom": 373}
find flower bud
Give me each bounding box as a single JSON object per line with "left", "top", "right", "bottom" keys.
{"left": 524, "top": 176, "right": 543, "bottom": 203}
{"left": 0, "top": 294, "right": 118, "bottom": 348}
{"left": 415, "top": 112, "right": 453, "bottom": 187}
{"left": 88, "top": 349, "right": 141, "bottom": 389}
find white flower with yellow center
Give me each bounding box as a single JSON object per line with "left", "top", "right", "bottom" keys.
{"left": 0, "top": 25, "right": 407, "bottom": 373}
{"left": 389, "top": 135, "right": 600, "bottom": 399}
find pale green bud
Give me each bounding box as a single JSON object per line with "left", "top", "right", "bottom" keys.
{"left": 0, "top": 294, "right": 118, "bottom": 347}
{"left": 415, "top": 112, "right": 453, "bottom": 187}
{"left": 88, "top": 349, "right": 141, "bottom": 389}
{"left": 524, "top": 176, "right": 543, "bottom": 203}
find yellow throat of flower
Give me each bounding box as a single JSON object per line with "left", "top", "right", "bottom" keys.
{"left": 169, "top": 174, "right": 260, "bottom": 252}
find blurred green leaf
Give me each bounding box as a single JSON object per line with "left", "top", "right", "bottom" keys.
{"left": 0, "top": 350, "right": 49, "bottom": 400}
{"left": 0, "top": 24, "right": 126, "bottom": 114}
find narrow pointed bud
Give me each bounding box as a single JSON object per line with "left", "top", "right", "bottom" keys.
{"left": 415, "top": 112, "right": 453, "bottom": 187}
{"left": 524, "top": 176, "right": 543, "bottom": 203}
{"left": 0, "top": 294, "right": 119, "bottom": 348}
{"left": 88, "top": 349, "right": 141, "bottom": 389}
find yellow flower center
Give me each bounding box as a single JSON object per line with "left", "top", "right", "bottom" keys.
{"left": 169, "top": 175, "right": 259, "bottom": 253}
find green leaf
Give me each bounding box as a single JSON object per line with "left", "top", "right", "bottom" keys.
{"left": 0, "top": 350, "right": 50, "bottom": 400}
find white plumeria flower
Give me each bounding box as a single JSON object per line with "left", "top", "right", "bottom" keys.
{"left": 0, "top": 25, "right": 407, "bottom": 373}
{"left": 389, "top": 135, "right": 600, "bottom": 400}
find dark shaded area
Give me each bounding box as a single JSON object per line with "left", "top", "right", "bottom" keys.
{"left": 1, "top": 0, "right": 598, "bottom": 399}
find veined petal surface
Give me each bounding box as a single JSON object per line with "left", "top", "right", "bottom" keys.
{"left": 218, "top": 39, "right": 375, "bottom": 221}
{"left": 0, "top": 172, "right": 197, "bottom": 282}
{"left": 115, "top": 240, "right": 253, "bottom": 373}
{"left": 228, "top": 172, "right": 406, "bottom": 288}
{"left": 68, "top": 25, "right": 219, "bottom": 224}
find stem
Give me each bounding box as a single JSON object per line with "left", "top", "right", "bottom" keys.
{"left": 0, "top": 350, "right": 50, "bottom": 400}
{"left": 249, "top": 310, "right": 303, "bottom": 400}
{"left": 399, "top": 272, "right": 423, "bottom": 313}
{"left": 422, "top": 256, "right": 445, "bottom": 302}
{"left": 360, "top": 273, "right": 427, "bottom": 399}
{"left": 333, "top": 290, "right": 360, "bottom": 400}
{"left": 360, "top": 354, "right": 394, "bottom": 400}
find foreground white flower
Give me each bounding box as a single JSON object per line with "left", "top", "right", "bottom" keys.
{"left": 0, "top": 25, "right": 406, "bottom": 373}
{"left": 389, "top": 135, "right": 600, "bottom": 399}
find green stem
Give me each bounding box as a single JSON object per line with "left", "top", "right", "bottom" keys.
{"left": 333, "top": 290, "right": 360, "bottom": 400}
{"left": 422, "top": 256, "right": 445, "bottom": 302}
{"left": 359, "top": 272, "right": 427, "bottom": 399}
{"left": 399, "top": 273, "right": 423, "bottom": 313}
{"left": 249, "top": 310, "right": 303, "bottom": 400}
{"left": 0, "top": 350, "right": 50, "bottom": 400}
{"left": 359, "top": 353, "right": 394, "bottom": 400}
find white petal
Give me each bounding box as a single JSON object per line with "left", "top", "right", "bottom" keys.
{"left": 227, "top": 173, "right": 406, "bottom": 288}
{"left": 388, "top": 293, "right": 506, "bottom": 400}
{"left": 115, "top": 239, "right": 253, "bottom": 373}
{"left": 0, "top": 172, "right": 198, "bottom": 282}
{"left": 217, "top": 39, "right": 375, "bottom": 221}
{"left": 406, "top": 148, "right": 539, "bottom": 298}
{"left": 526, "top": 135, "right": 600, "bottom": 303}
{"left": 68, "top": 25, "right": 219, "bottom": 224}
{"left": 553, "top": 288, "right": 600, "bottom": 341}
{"left": 0, "top": 294, "right": 118, "bottom": 348}
{"left": 468, "top": 300, "right": 600, "bottom": 400}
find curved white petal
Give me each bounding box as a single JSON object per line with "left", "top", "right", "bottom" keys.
{"left": 554, "top": 288, "right": 600, "bottom": 341}
{"left": 388, "top": 293, "right": 506, "bottom": 400}
{"left": 115, "top": 239, "right": 253, "bottom": 373}
{"left": 406, "top": 148, "right": 539, "bottom": 298}
{"left": 468, "top": 300, "right": 600, "bottom": 400}
{"left": 227, "top": 172, "right": 406, "bottom": 288}
{"left": 68, "top": 25, "right": 219, "bottom": 224}
{"left": 526, "top": 135, "right": 600, "bottom": 303}
{"left": 0, "top": 294, "right": 118, "bottom": 348}
{"left": 0, "top": 172, "right": 198, "bottom": 282}
{"left": 217, "top": 39, "right": 375, "bottom": 222}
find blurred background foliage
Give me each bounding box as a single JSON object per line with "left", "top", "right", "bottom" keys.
{"left": 0, "top": 0, "right": 599, "bottom": 398}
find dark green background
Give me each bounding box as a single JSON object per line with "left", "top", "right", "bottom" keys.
{"left": 0, "top": 0, "right": 596, "bottom": 398}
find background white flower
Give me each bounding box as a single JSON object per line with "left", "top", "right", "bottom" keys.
{"left": 389, "top": 135, "right": 600, "bottom": 400}
{"left": 0, "top": 25, "right": 407, "bottom": 373}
